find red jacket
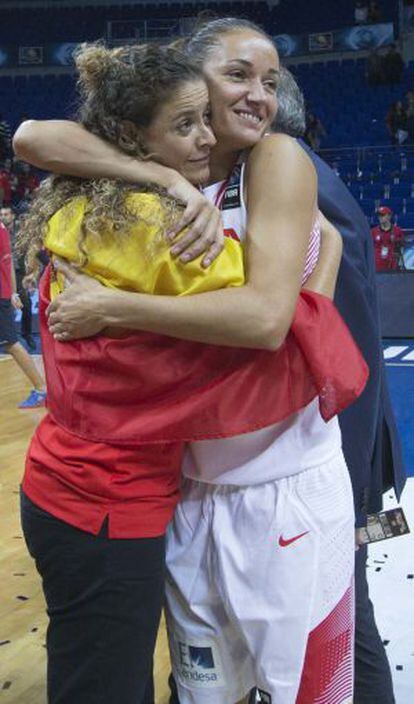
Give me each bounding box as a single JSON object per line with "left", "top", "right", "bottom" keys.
{"left": 371, "top": 225, "right": 404, "bottom": 271}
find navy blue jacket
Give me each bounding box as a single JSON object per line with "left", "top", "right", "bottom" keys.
{"left": 300, "top": 141, "right": 406, "bottom": 526}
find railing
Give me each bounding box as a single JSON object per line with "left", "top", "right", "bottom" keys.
{"left": 319, "top": 144, "right": 414, "bottom": 169}
{"left": 107, "top": 19, "right": 181, "bottom": 45}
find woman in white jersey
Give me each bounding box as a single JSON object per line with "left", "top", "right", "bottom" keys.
{"left": 15, "top": 19, "right": 356, "bottom": 704}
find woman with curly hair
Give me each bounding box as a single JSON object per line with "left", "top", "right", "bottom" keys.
{"left": 17, "top": 41, "right": 236, "bottom": 704}
{"left": 16, "top": 21, "right": 367, "bottom": 704}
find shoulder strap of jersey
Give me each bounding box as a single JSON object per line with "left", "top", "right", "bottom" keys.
{"left": 221, "top": 163, "right": 243, "bottom": 211}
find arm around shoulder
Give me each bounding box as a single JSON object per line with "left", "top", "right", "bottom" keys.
{"left": 48, "top": 135, "right": 318, "bottom": 349}
{"left": 13, "top": 119, "right": 175, "bottom": 187}
{"left": 96, "top": 135, "right": 319, "bottom": 350}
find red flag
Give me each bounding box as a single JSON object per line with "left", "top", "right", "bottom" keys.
{"left": 39, "top": 265, "right": 368, "bottom": 445}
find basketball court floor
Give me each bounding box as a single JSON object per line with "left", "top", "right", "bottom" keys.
{"left": 0, "top": 336, "right": 413, "bottom": 703}
{"left": 367, "top": 339, "right": 414, "bottom": 704}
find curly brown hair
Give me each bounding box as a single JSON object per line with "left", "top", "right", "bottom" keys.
{"left": 17, "top": 42, "right": 204, "bottom": 278}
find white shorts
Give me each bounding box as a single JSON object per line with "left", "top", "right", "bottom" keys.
{"left": 165, "top": 451, "right": 355, "bottom": 704}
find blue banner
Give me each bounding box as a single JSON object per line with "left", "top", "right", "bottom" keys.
{"left": 0, "top": 46, "right": 16, "bottom": 67}
{"left": 275, "top": 22, "right": 394, "bottom": 58}
{"left": 273, "top": 34, "right": 307, "bottom": 59}
{"left": 403, "top": 233, "right": 414, "bottom": 270}
{"left": 336, "top": 23, "right": 394, "bottom": 52}
{"left": 0, "top": 22, "right": 396, "bottom": 66}
{"left": 46, "top": 43, "right": 78, "bottom": 66}
{"left": 404, "top": 247, "right": 414, "bottom": 270}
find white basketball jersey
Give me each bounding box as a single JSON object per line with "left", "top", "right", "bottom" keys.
{"left": 182, "top": 164, "right": 342, "bottom": 485}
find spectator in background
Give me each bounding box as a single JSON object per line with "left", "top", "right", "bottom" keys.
{"left": 371, "top": 206, "right": 405, "bottom": 271}
{"left": 0, "top": 216, "right": 46, "bottom": 407}
{"left": 383, "top": 44, "right": 404, "bottom": 84}
{"left": 0, "top": 160, "right": 12, "bottom": 205}
{"left": 367, "top": 0, "right": 382, "bottom": 23}
{"left": 366, "top": 48, "right": 386, "bottom": 85}
{"left": 0, "top": 114, "right": 11, "bottom": 161}
{"left": 9, "top": 162, "right": 20, "bottom": 204}
{"left": 386, "top": 101, "right": 408, "bottom": 144}
{"left": 406, "top": 89, "right": 414, "bottom": 110}
{"left": 304, "top": 111, "right": 326, "bottom": 150}
{"left": 0, "top": 205, "right": 35, "bottom": 350}
{"left": 355, "top": 0, "right": 369, "bottom": 24}
{"left": 0, "top": 156, "right": 41, "bottom": 211}
{"left": 405, "top": 90, "right": 414, "bottom": 141}
{"left": 15, "top": 162, "right": 40, "bottom": 203}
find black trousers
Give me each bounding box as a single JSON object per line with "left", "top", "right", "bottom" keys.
{"left": 20, "top": 490, "right": 165, "bottom": 704}
{"left": 167, "top": 546, "right": 395, "bottom": 704}
{"left": 354, "top": 544, "right": 395, "bottom": 704}
{"left": 15, "top": 268, "right": 32, "bottom": 340}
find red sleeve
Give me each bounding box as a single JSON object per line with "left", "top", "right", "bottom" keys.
{"left": 0, "top": 224, "right": 12, "bottom": 298}
{"left": 0, "top": 224, "right": 11, "bottom": 258}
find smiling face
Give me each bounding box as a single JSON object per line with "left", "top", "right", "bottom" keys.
{"left": 202, "top": 29, "right": 280, "bottom": 152}
{"left": 140, "top": 79, "right": 215, "bottom": 185}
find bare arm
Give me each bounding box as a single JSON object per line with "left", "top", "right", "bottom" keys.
{"left": 13, "top": 120, "right": 175, "bottom": 186}
{"left": 9, "top": 256, "right": 23, "bottom": 309}
{"left": 10, "top": 261, "right": 17, "bottom": 294}
{"left": 49, "top": 136, "right": 318, "bottom": 350}
{"left": 13, "top": 120, "right": 224, "bottom": 265}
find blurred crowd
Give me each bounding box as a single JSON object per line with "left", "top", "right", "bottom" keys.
{"left": 0, "top": 145, "right": 44, "bottom": 353}
{"left": 0, "top": 156, "right": 40, "bottom": 211}
{"left": 354, "top": 0, "right": 383, "bottom": 24}
{"left": 366, "top": 44, "right": 405, "bottom": 87}
{"left": 386, "top": 90, "right": 414, "bottom": 145}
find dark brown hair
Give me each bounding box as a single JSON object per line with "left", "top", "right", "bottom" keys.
{"left": 18, "top": 42, "right": 204, "bottom": 277}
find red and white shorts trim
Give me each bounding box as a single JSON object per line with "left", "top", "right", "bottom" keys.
{"left": 165, "top": 450, "right": 355, "bottom": 704}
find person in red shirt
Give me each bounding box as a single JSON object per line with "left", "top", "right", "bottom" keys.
{"left": 15, "top": 162, "right": 40, "bottom": 202}
{"left": 371, "top": 205, "right": 405, "bottom": 271}
{"left": 0, "top": 220, "right": 46, "bottom": 407}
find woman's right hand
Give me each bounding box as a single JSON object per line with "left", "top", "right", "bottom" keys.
{"left": 165, "top": 175, "right": 224, "bottom": 268}
{"left": 46, "top": 259, "right": 108, "bottom": 340}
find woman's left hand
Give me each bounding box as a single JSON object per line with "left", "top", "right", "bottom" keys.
{"left": 46, "top": 259, "right": 107, "bottom": 341}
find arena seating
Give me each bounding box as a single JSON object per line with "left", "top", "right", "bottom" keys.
{"left": 289, "top": 59, "right": 414, "bottom": 149}
{"left": 4, "top": 55, "right": 414, "bottom": 146}
{"left": 0, "top": 0, "right": 398, "bottom": 45}
{"left": 323, "top": 145, "right": 414, "bottom": 225}
{"left": 0, "top": 0, "right": 408, "bottom": 229}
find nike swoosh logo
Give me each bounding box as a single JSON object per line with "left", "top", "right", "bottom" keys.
{"left": 279, "top": 531, "right": 309, "bottom": 547}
